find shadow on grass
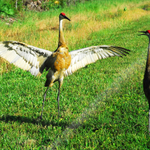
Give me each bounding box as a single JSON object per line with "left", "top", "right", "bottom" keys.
{"left": 0, "top": 115, "right": 68, "bottom": 128}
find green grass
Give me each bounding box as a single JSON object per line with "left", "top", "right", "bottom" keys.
{"left": 1, "top": 0, "right": 150, "bottom": 149}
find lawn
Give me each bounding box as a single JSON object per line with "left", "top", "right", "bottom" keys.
{"left": 0, "top": 0, "right": 150, "bottom": 149}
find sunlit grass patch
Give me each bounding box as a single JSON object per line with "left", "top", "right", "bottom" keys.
{"left": 0, "top": 58, "right": 15, "bottom": 75}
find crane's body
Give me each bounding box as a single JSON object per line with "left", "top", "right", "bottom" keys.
{"left": 140, "top": 30, "right": 150, "bottom": 134}
{"left": 0, "top": 13, "right": 130, "bottom": 119}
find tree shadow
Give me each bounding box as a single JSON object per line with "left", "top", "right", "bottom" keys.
{"left": 0, "top": 115, "right": 68, "bottom": 128}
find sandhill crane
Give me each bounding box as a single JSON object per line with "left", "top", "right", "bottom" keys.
{"left": 0, "top": 12, "right": 130, "bottom": 119}
{"left": 139, "top": 30, "right": 150, "bottom": 134}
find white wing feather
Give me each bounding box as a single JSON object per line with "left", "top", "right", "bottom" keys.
{"left": 64, "top": 45, "right": 130, "bottom": 76}
{"left": 0, "top": 41, "right": 52, "bottom": 76}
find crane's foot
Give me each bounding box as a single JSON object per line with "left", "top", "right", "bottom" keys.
{"left": 148, "top": 109, "right": 150, "bottom": 135}
{"left": 37, "top": 87, "right": 49, "bottom": 122}
{"left": 58, "top": 114, "right": 60, "bottom": 120}
{"left": 37, "top": 114, "right": 43, "bottom": 122}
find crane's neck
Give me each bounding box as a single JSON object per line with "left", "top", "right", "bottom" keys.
{"left": 145, "top": 37, "right": 150, "bottom": 73}
{"left": 58, "top": 19, "right": 66, "bottom": 47}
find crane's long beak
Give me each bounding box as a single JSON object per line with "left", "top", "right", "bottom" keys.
{"left": 64, "top": 15, "right": 71, "bottom": 21}
{"left": 138, "top": 31, "right": 146, "bottom": 36}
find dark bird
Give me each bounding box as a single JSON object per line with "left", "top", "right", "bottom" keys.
{"left": 139, "top": 30, "right": 150, "bottom": 134}
{"left": 0, "top": 13, "right": 130, "bottom": 119}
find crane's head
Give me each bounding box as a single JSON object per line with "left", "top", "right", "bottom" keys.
{"left": 59, "top": 12, "right": 71, "bottom": 21}
{"left": 139, "top": 30, "right": 150, "bottom": 37}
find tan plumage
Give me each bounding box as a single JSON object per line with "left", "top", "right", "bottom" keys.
{"left": 0, "top": 13, "right": 130, "bottom": 119}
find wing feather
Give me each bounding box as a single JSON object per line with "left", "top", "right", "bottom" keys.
{"left": 0, "top": 41, "right": 52, "bottom": 76}
{"left": 64, "top": 45, "right": 130, "bottom": 76}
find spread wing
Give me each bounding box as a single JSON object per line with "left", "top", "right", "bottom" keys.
{"left": 64, "top": 45, "right": 130, "bottom": 76}
{"left": 0, "top": 41, "right": 52, "bottom": 76}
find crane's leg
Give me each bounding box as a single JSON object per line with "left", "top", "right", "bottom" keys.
{"left": 57, "top": 76, "right": 64, "bottom": 119}
{"left": 57, "top": 82, "right": 61, "bottom": 118}
{"left": 39, "top": 87, "right": 49, "bottom": 120}
{"left": 149, "top": 107, "right": 150, "bottom": 135}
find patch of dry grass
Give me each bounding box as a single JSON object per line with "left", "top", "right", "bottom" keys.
{"left": 0, "top": 58, "right": 15, "bottom": 75}
{"left": 66, "top": 8, "right": 150, "bottom": 49}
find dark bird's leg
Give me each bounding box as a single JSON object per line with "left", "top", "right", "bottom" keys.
{"left": 57, "top": 82, "right": 61, "bottom": 118}
{"left": 39, "top": 87, "right": 49, "bottom": 120}
{"left": 149, "top": 106, "right": 150, "bottom": 135}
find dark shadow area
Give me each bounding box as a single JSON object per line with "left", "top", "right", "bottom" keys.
{"left": 0, "top": 115, "right": 69, "bottom": 128}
